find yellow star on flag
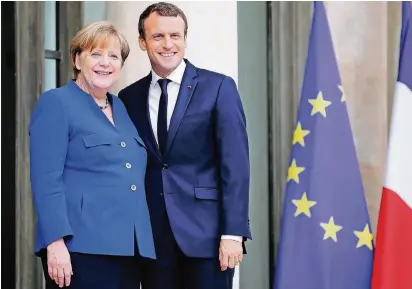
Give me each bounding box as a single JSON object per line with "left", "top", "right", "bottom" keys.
{"left": 292, "top": 192, "right": 317, "bottom": 217}
{"left": 339, "top": 85, "right": 346, "bottom": 102}
{"left": 287, "top": 159, "right": 305, "bottom": 184}
{"left": 354, "top": 224, "right": 373, "bottom": 250}
{"left": 292, "top": 122, "right": 310, "bottom": 147}
{"left": 320, "top": 216, "right": 342, "bottom": 242}
{"left": 308, "top": 91, "right": 332, "bottom": 117}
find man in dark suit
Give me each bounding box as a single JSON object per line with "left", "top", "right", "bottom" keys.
{"left": 119, "top": 2, "right": 251, "bottom": 289}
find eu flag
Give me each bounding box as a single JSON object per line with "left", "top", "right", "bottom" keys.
{"left": 274, "top": 2, "right": 374, "bottom": 289}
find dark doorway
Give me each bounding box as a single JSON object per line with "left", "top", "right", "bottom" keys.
{"left": 1, "top": 1, "right": 16, "bottom": 289}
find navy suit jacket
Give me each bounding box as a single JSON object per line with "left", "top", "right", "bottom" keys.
{"left": 119, "top": 60, "right": 252, "bottom": 258}
{"left": 29, "top": 80, "right": 155, "bottom": 259}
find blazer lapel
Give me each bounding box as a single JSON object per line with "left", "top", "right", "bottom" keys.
{"left": 165, "top": 61, "right": 198, "bottom": 156}
{"left": 70, "top": 80, "right": 118, "bottom": 131}
{"left": 138, "top": 74, "right": 162, "bottom": 161}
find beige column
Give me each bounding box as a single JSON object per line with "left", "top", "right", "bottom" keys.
{"left": 325, "top": 2, "right": 401, "bottom": 232}
{"left": 106, "top": 2, "right": 240, "bottom": 288}
{"left": 15, "top": 2, "right": 45, "bottom": 289}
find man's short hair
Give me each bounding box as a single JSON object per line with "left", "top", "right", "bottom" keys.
{"left": 138, "top": 2, "right": 188, "bottom": 40}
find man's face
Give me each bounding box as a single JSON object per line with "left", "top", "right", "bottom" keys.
{"left": 139, "top": 12, "right": 186, "bottom": 78}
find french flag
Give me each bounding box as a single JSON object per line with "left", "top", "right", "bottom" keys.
{"left": 372, "top": 2, "right": 412, "bottom": 289}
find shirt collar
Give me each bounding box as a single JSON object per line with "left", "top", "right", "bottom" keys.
{"left": 150, "top": 60, "right": 186, "bottom": 87}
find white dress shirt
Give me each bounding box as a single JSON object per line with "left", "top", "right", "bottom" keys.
{"left": 148, "top": 60, "right": 242, "bottom": 243}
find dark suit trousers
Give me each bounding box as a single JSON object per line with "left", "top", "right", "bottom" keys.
{"left": 141, "top": 213, "right": 234, "bottom": 289}
{"left": 39, "top": 241, "right": 142, "bottom": 289}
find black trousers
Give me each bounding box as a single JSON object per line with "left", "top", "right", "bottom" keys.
{"left": 140, "top": 213, "right": 234, "bottom": 289}
{"left": 39, "top": 243, "right": 142, "bottom": 289}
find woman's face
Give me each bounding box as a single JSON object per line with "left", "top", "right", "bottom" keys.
{"left": 75, "top": 36, "right": 122, "bottom": 94}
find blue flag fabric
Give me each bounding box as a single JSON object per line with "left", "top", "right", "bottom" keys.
{"left": 400, "top": 1, "right": 412, "bottom": 90}
{"left": 274, "top": 2, "right": 373, "bottom": 289}
{"left": 401, "top": 2, "right": 411, "bottom": 47}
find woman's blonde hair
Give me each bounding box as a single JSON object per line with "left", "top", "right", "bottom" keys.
{"left": 70, "top": 21, "right": 130, "bottom": 79}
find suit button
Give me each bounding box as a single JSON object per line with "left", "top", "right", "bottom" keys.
{"left": 160, "top": 193, "right": 163, "bottom": 197}
{"left": 130, "top": 185, "right": 137, "bottom": 191}
{"left": 120, "top": 141, "right": 126, "bottom": 148}
{"left": 125, "top": 163, "right": 132, "bottom": 169}
{"left": 162, "top": 164, "right": 168, "bottom": 170}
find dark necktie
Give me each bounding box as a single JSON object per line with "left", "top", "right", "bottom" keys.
{"left": 157, "top": 78, "right": 171, "bottom": 156}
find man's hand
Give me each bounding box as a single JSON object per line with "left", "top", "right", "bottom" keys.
{"left": 219, "top": 239, "right": 243, "bottom": 271}
{"left": 47, "top": 238, "right": 73, "bottom": 288}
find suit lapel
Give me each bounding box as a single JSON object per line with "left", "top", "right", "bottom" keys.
{"left": 138, "top": 74, "right": 162, "bottom": 161}
{"left": 165, "top": 61, "right": 198, "bottom": 156}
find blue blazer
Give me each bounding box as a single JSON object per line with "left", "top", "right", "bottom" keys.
{"left": 119, "top": 59, "right": 252, "bottom": 258}
{"left": 29, "top": 80, "right": 155, "bottom": 259}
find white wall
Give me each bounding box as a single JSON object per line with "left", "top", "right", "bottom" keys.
{"left": 106, "top": 1, "right": 238, "bottom": 92}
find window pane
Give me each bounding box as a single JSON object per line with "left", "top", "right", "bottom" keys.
{"left": 44, "top": 1, "right": 57, "bottom": 92}
{"left": 43, "top": 59, "right": 57, "bottom": 92}
{"left": 83, "top": 1, "right": 107, "bottom": 25}
{"left": 44, "top": 1, "right": 56, "bottom": 50}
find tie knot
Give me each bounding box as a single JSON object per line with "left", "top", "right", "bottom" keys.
{"left": 158, "top": 78, "right": 171, "bottom": 94}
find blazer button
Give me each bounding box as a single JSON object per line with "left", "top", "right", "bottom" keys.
{"left": 120, "top": 141, "right": 126, "bottom": 148}
{"left": 125, "top": 163, "right": 132, "bottom": 169}
{"left": 162, "top": 164, "right": 168, "bottom": 170}
{"left": 130, "top": 185, "right": 137, "bottom": 191}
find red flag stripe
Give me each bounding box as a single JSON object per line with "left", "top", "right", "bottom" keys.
{"left": 372, "top": 187, "right": 412, "bottom": 289}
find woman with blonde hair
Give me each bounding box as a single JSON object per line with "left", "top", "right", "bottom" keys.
{"left": 30, "top": 21, "right": 155, "bottom": 289}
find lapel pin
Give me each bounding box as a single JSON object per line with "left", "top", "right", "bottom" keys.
{"left": 186, "top": 85, "right": 192, "bottom": 89}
